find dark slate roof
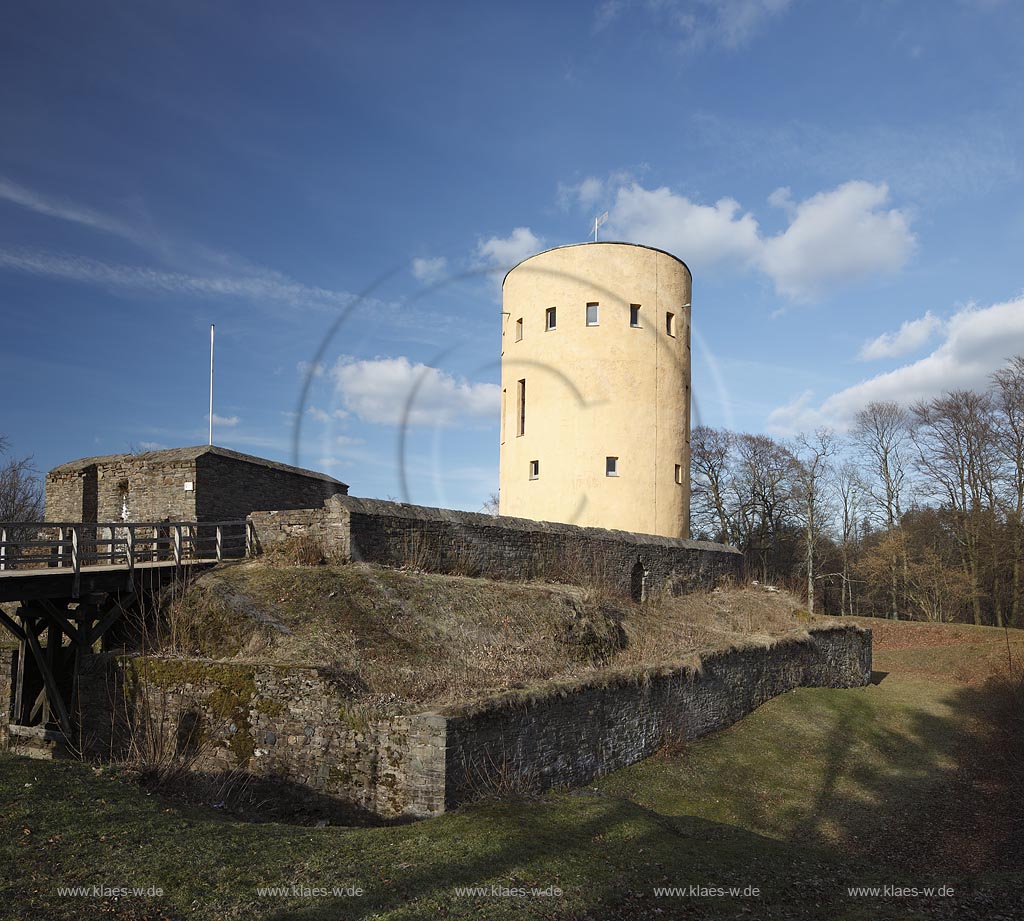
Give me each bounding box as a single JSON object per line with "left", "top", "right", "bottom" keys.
{"left": 48, "top": 445, "right": 346, "bottom": 486}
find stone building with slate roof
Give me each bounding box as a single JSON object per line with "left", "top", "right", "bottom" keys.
{"left": 45, "top": 445, "right": 347, "bottom": 524}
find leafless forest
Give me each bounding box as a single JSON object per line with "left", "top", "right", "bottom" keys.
{"left": 690, "top": 356, "right": 1024, "bottom": 625}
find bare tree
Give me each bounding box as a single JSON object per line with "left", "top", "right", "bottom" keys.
{"left": 911, "top": 391, "right": 999, "bottom": 625}
{"left": 834, "top": 460, "right": 867, "bottom": 616}
{"left": 992, "top": 356, "right": 1024, "bottom": 626}
{"left": 690, "top": 425, "right": 734, "bottom": 543}
{"left": 0, "top": 436, "right": 44, "bottom": 525}
{"left": 792, "top": 429, "right": 837, "bottom": 614}
{"left": 851, "top": 401, "right": 912, "bottom": 618}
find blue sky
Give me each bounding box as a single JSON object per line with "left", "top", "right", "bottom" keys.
{"left": 2, "top": 0, "right": 1023, "bottom": 511}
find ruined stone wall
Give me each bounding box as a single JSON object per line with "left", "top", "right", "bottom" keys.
{"left": 249, "top": 495, "right": 742, "bottom": 598}
{"left": 439, "top": 624, "right": 872, "bottom": 807}
{"left": 44, "top": 470, "right": 91, "bottom": 522}
{"left": 76, "top": 655, "right": 445, "bottom": 818}
{"left": 68, "top": 625, "right": 869, "bottom": 819}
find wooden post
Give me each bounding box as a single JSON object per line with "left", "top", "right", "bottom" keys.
{"left": 0, "top": 526, "right": 6, "bottom": 571}
{"left": 56, "top": 526, "right": 65, "bottom": 568}
{"left": 245, "top": 519, "right": 254, "bottom": 558}
{"left": 24, "top": 624, "right": 73, "bottom": 737}
{"left": 173, "top": 524, "right": 182, "bottom": 567}
{"left": 71, "top": 525, "right": 81, "bottom": 598}
{"left": 126, "top": 525, "right": 136, "bottom": 578}
{"left": 216, "top": 525, "right": 223, "bottom": 562}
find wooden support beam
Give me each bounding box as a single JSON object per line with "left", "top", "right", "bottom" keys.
{"left": 24, "top": 623, "right": 72, "bottom": 737}
{"left": 89, "top": 591, "right": 137, "bottom": 647}
{"left": 37, "top": 598, "right": 81, "bottom": 646}
{"left": 0, "top": 609, "right": 27, "bottom": 642}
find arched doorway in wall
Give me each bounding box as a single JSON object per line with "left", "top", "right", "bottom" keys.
{"left": 630, "top": 558, "right": 647, "bottom": 603}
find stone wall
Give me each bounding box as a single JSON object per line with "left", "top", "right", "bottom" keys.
{"left": 42, "top": 471, "right": 90, "bottom": 522}
{"left": 440, "top": 624, "right": 871, "bottom": 806}
{"left": 76, "top": 655, "right": 445, "bottom": 818}
{"left": 68, "top": 625, "right": 869, "bottom": 819}
{"left": 249, "top": 495, "right": 743, "bottom": 598}
{"left": 0, "top": 648, "right": 13, "bottom": 741}
{"left": 46, "top": 458, "right": 199, "bottom": 524}
{"left": 195, "top": 453, "right": 347, "bottom": 521}
{"left": 45, "top": 450, "right": 347, "bottom": 536}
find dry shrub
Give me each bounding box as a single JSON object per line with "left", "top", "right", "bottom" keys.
{"left": 262, "top": 533, "right": 326, "bottom": 567}
{"left": 557, "top": 543, "right": 628, "bottom": 604}
{"left": 614, "top": 585, "right": 804, "bottom": 669}
{"left": 459, "top": 743, "right": 541, "bottom": 801}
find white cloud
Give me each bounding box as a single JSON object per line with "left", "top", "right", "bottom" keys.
{"left": 331, "top": 356, "right": 500, "bottom": 427}
{"left": 208, "top": 413, "right": 240, "bottom": 427}
{"left": 306, "top": 406, "right": 349, "bottom": 423}
{"left": 411, "top": 256, "right": 447, "bottom": 283}
{"left": 593, "top": 0, "right": 794, "bottom": 49}
{"left": 766, "top": 297, "right": 1024, "bottom": 435}
{"left": 858, "top": 311, "right": 944, "bottom": 361}
{"left": 0, "top": 248, "right": 362, "bottom": 312}
{"left": 598, "top": 178, "right": 915, "bottom": 300}
{"left": 0, "top": 176, "right": 135, "bottom": 239}
{"left": 610, "top": 183, "right": 762, "bottom": 269}
{"left": 137, "top": 441, "right": 167, "bottom": 452}
{"left": 477, "top": 227, "right": 544, "bottom": 272}
{"left": 759, "top": 181, "right": 916, "bottom": 299}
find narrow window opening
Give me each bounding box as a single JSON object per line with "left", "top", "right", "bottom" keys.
{"left": 674, "top": 464, "right": 683, "bottom": 485}
{"left": 606, "top": 456, "right": 618, "bottom": 477}
{"left": 666, "top": 312, "right": 676, "bottom": 337}
{"left": 515, "top": 318, "right": 523, "bottom": 341}
{"left": 500, "top": 388, "right": 506, "bottom": 445}
{"left": 586, "top": 302, "right": 599, "bottom": 326}
{"left": 630, "top": 559, "right": 647, "bottom": 603}
{"left": 546, "top": 306, "right": 557, "bottom": 330}
{"left": 529, "top": 459, "right": 539, "bottom": 480}
{"left": 630, "top": 304, "right": 641, "bottom": 327}
{"left": 517, "top": 379, "right": 526, "bottom": 436}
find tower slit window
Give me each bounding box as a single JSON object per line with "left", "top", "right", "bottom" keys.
{"left": 529, "top": 459, "right": 539, "bottom": 480}
{"left": 515, "top": 318, "right": 523, "bottom": 341}
{"left": 517, "top": 379, "right": 526, "bottom": 436}
{"left": 546, "top": 306, "right": 557, "bottom": 330}
{"left": 630, "top": 304, "right": 641, "bottom": 327}
{"left": 586, "top": 302, "right": 599, "bottom": 326}
{"left": 606, "top": 456, "right": 618, "bottom": 477}
{"left": 666, "top": 312, "right": 676, "bottom": 337}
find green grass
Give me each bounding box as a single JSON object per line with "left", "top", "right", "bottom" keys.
{"left": 3, "top": 618, "right": 1023, "bottom": 919}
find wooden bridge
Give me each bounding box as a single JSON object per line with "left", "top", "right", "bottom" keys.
{"left": 0, "top": 519, "right": 249, "bottom": 743}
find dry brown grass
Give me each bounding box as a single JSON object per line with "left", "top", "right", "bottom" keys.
{"left": 158, "top": 561, "right": 810, "bottom": 709}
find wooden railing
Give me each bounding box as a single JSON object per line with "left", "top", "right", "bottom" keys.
{"left": 0, "top": 519, "right": 252, "bottom": 577}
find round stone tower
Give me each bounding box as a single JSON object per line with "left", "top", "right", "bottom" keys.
{"left": 498, "top": 241, "right": 691, "bottom": 538}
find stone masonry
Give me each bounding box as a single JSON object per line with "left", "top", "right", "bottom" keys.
{"left": 45, "top": 445, "right": 347, "bottom": 525}
{"left": 250, "top": 495, "right": 742, "bottom": 598}
{"left": 70, "top": 625, "right": 870, "bottom": 819}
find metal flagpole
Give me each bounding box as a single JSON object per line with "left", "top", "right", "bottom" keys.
{"left": 209, "top": 324, "right": 215, "bottom": 446}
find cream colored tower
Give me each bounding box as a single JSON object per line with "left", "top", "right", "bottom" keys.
{"left": 498, "top": 242, "right": 691, "bottom": 538}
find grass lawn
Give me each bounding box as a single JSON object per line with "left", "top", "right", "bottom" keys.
{"left": 3, "top": 617, "right": 1023, "bottom": 920}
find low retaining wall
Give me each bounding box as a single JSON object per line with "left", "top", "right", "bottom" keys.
{"left": 75, "top": 657, "right": 445, "bottom": 818}
{"left": 250, "top": 495, "right": 742, "bottom": 598}
{"left": 69, "top": 625, "right": 870, "bottom": 819}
